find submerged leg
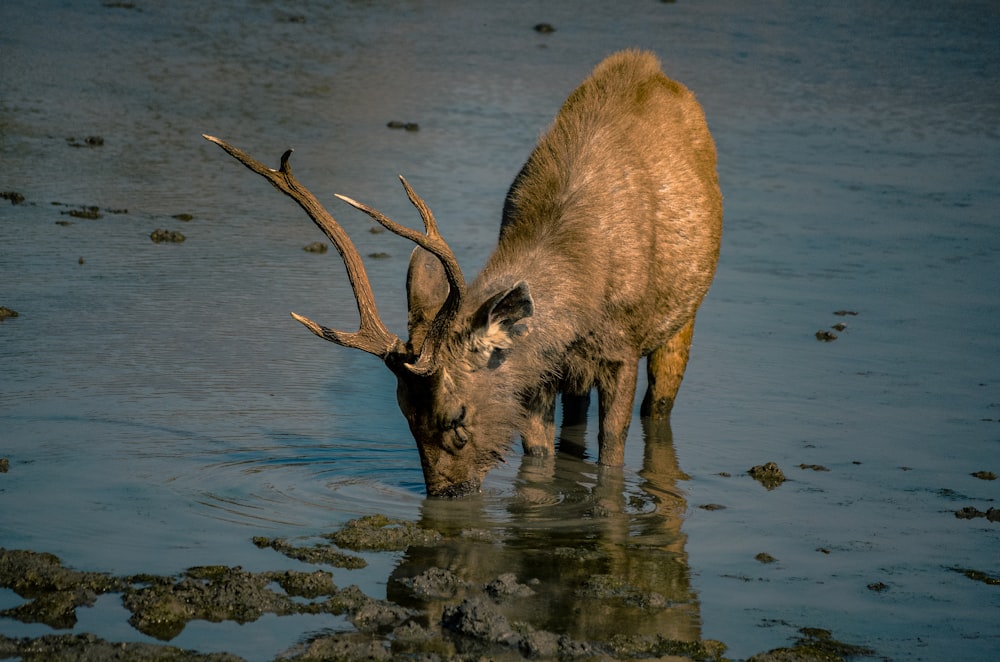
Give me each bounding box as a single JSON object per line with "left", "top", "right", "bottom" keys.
{"left": 641, "top": 317, "right": 696, "bottom": 419}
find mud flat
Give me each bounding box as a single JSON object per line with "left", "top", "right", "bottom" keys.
{"left": 1, "top": 514, "right": 880, "bottom": 661}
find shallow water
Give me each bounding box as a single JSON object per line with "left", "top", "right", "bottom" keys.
{"left": 2, "top": 0, "right": 999, "bottom": 659}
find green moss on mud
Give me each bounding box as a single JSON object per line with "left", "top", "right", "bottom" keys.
{"left": 324, "top": 514, "right": 442, "bottom": 551}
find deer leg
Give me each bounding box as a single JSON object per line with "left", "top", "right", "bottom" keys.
{"left": 597, "top": 360, "right": 639, "bottom": 467}
{"left": 640, "top": 317, "right": 696, "bottom": 419}
{"left": 520, "top": 388, "right": 556, "bottom": 456}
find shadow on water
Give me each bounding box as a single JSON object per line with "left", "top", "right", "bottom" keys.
{"left": 390, "top": 417, "right": 700, "bottom": 644}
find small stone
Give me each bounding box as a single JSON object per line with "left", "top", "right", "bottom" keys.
{"left": 748, "top": 462, "right": 786, "bottom": 489}
{"left": 150, "top": 229, "right": 186, "bottom": 243}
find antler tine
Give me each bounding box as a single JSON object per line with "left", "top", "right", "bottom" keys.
{"left": 334, "top": 179, "right": 467, "bottom": 375}
{"left": 202, "top": 134, "right": 402, "bottom": 359}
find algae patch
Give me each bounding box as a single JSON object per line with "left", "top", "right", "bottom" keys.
{"left": 324, "top": 514, "right": 442, "bottom": 551}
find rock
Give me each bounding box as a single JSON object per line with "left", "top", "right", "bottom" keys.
{"left": 441, "top": 598, "right": 521, "bottom": 648}
{"left": 324, "top": 514, "right": 441, "bottom": 552}
{"left": 252, "top": 536, "right": 367, "bottom": 569}
{"left": 749, "top": 462, "right": 786, "bottom": 489}
{"left": 483, "top": 572, "right": 534, "bottom": 600}
{"left": 398, "top": 566, "right": 469, "bottom": 599}
{"left": 303, "top": 241, "right": 328, "bottom": 253}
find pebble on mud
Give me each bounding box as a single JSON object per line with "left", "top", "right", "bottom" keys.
{"left": 1, "top": 191, "right": 25, "bottom": 205}
{"left": 150, "top": 229, "right": 186, "bottom": 243}
{"left": 533, "top": 23, "right": 556, "bottom": 33}
{"left": 815, "top": 329, "right": 837, "bottom": 342}
{"left": 172, "top": 213, "right": 194, "bottom": 222}
{"left": 748, "top": 462, "right": 786, "bottom": 489}
{"left": 0, "top": 307, "right": 18, "bottom": 322}
{"left": 799, "top": 463, "right": 830, "bottom": 472}
{"left": 0, "top": 458, "right": 8, "bottom": 473}
{"left": 971, "top": 470, "right": 997, "bottom": 480}
{"left": 755, "top": 553, "right": 778, "bottom": 564}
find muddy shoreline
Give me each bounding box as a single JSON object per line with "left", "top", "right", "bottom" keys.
{"left": 1, "top": 514, "right": 882, "bottom": 661}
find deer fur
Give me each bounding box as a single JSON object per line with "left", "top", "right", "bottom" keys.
{"left": 205, "top": 49, "right": 722, "bottom": 498}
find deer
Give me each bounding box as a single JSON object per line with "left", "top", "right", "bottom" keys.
{"left": 204, "top": 49, "right": 722, "bottom": 498}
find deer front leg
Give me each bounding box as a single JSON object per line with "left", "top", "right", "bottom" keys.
{"left": 640, "top": 317, "right": 696, "bottom": 419}
{"left": 597, "top": 360, "right": 639, "bottom": 467}
{"left": 519, "top": 387, "right": 557, "bottom": 456}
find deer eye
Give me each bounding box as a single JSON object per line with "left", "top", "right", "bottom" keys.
{"left": 452, "top": 425, "right": 469, "bottom": 449}
{"left": 444, "top": 406, "right": 469, "bottom": 450}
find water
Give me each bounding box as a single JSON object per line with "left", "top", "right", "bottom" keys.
{"left": 2, "top": 0, "right": 999, "bottom": 659}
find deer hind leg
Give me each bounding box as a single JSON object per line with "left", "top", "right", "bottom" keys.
{"left": 640, "top": 317, "right": 696, "bottom": 419}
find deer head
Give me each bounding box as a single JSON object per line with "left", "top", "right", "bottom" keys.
{"left": 203, "top": 135, "right": 529, "bottom": 496}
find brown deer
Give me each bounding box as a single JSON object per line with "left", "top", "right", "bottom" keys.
{"left": 204, "top": 49, "right": 721, "bottom": 497}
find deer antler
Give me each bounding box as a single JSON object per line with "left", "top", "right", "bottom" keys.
{"left": 335, "top": 178, "right": 466, "bottom": 375}
{"left": 202, "top": 134, "right": 402, "bottom": 359}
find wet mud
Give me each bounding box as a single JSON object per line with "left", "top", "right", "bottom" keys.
{"left": 1, "top": 514, "right": 881, "bottom": 662}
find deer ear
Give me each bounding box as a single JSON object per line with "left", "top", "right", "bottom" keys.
{"left": 471, "top": 281, "right": 534, "bottom": 348}
{"left": 406, "top": 247, "right": 450, "bottom": 352}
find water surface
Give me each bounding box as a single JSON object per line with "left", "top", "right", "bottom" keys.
{"left": 2, "top": 1, "right": 999, "bottom": 659}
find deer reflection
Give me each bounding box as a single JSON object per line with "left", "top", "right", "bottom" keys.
{"left": 387, "top": 416, "right": 699, "bottom": 644}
